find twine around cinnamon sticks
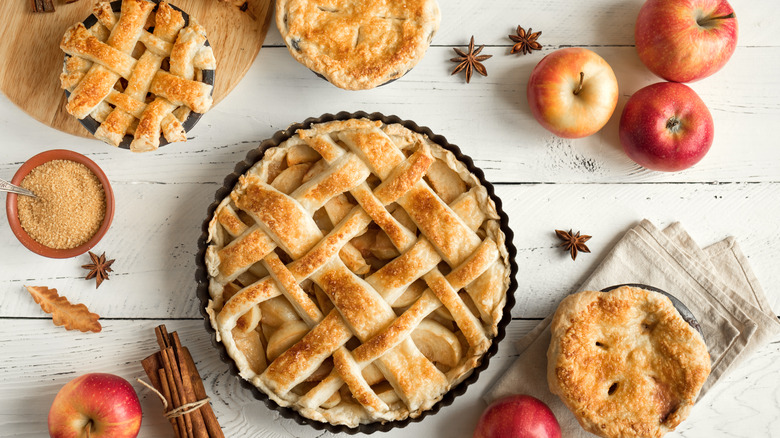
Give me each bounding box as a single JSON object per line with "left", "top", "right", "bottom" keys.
{"left": 142, "top": 325, "right": 224, "bottom": 438}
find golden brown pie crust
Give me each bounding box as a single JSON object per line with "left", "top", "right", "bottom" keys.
{"left": 275, "top": 0, "right": 440, "bottom": 90}
{"left": 547, "top": 286, "right": 711, "bottom": 438}
{"left": 59, "top": 0, "right": 215, "bottom": 151}
{"left": 205, "top": 119, "right": 510, "bottom": 426}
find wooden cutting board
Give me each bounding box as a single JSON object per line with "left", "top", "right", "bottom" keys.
{"left": 0, "top": 0, "right": 273, "bottom": 139}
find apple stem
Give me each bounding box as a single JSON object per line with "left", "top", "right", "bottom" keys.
{"left": 573, "top": 72, "right": 584, "bottom": 95}
{"left": 697, "top": 12, "right": 736, "bottom": 28}
{"left": 666, "top": 117, "right": 681, "bottom": 133}
{"left": 85, "top": 420, "right": 92, "bottom": 438}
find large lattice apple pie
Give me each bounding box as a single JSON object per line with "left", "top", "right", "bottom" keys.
{"left": 204, "top": 118, "right": 511, "bottom": 426}
{"left": 547, "top": 285, "right": 711, "bottom": 438}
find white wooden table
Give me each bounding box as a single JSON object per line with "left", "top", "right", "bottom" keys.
{"left": 1, "top": 1, "right": 779, "bottom": 436}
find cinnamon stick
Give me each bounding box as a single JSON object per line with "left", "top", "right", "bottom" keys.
{"left": 158, "top": 368, "right": 181, "bottom": 438}
{"left": 30, "top": 0, "right": 55, "bottom": 12}
{"left": 156, "top": 325, "right": 171, "bottom": 350}
{"left": 160, "top": 347, "right": 191, "bottom": 437}
{"left": 171, "top": 332, "right": 208, "bottom": 438}
{"left": 180, "top": 347, "right": 224, "bottom": 438}
{"left": 141, "top": 353, "right": 163, "bottom": 392}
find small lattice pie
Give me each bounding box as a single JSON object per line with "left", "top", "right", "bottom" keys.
{"left": 60, "top": 0, "right": 216, "bottom": 152}
{"left": 205, "top": 118, "right": 510, "bottom": 426}
{"left": 547, "top": 286, "right": 711, "bottom": 438}
{"left": 276, "top": 0, "right": 440, "bottom": 90}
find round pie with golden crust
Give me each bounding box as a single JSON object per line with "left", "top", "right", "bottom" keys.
{"left": 275, "top": 0, "right": 440, "bottom": 90}
{"left": 59, "top": 0, "right": 215, "bottom": 151}
{"left": 205, "top": 118, "right": 511, "bottom": 427}
{"left": 547, "top": 286, "right": 711, "bottom": 438}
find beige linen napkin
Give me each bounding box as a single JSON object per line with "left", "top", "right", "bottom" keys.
{"left": 485, "top": 219, "right": 780, "bottom": 437}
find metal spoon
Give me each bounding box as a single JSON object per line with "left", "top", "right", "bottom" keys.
{"left": 0, "top": 177, "right": 36, "bottom": 198}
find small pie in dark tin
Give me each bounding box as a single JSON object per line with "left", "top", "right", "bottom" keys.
{"left": 547, "top": 284, "right": 710, "bottom": 438}
{"left": 275, "top": 0, "right": 440, "bottom": 90}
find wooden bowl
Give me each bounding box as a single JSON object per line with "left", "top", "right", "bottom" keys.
{"left": 5, "top": 149, "right": 115, "bottom": 258}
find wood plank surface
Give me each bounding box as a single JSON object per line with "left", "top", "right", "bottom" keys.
{"left": 0, "top": 0, "right": 778, "bottom": 437}
{"left": 0, "top": 0, "right": 273, "bottom": 138}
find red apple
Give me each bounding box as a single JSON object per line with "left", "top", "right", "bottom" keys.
{"left": 474, "top": 395, "right": 562, "bottom": 438}
{"left": 636, "top": 0, "right": 738, "bottom": 83}
{"left": 527, "top": 47, "right": 619, "bottom": 139}
{"left": 619, "top": 82, "right": 714, "bottom": 172}
{"left": 48, "top": 373, "right": 142, "bottom": 438}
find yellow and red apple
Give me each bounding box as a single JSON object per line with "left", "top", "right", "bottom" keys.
{"left": 619, "top": 82, "right": 714, "bottom": 172}
{"left": 48, "top": 373, "right": 142, "bottom": 438}
{"left": 636, "top": 0, "right": 738, "bottom": 83}
{"left": 527, "top": 48, "right": 619, "bottom": 139}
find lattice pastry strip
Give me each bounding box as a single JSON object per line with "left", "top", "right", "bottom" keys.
{"left": 262, "top": 253, "right": 323, "bottom": 326}
{"left": 206, "top": 119, "right": 510, "bottom": 426}
{"left": 90, "top": 3, "right": 185, "bottom": 147}
{"left": 59, "top": 0, "right": 215, "bottom": 151}
{"left": 90, "top": 1, "right": 183, "bottom": 146}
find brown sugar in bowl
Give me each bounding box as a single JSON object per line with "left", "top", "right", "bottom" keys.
{"left": 5, "top": 150, "right": 115, "bottom": 259}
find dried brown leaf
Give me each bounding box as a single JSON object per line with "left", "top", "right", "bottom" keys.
{"left": 25, "top": 286, "right": 102, "bottom": 333}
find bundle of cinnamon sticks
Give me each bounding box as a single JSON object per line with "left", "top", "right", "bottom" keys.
{"left": 142, "top": 325, "right": 224, "bottom": 438}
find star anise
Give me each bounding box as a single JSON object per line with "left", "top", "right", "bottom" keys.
{"left": 509, "top": 25, "right": 542, "bottom": 55}
{"left": 555, "top": 229, "right": 591, "bottom": 261}
{"left": 82, "top": 251, "right": 115, "bottom": 288}
{"left": 450, "top": 36, "right": 492, "bottom": 83}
